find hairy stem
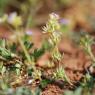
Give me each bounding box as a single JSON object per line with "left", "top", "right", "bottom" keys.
{"left": 87, "top": 45, "right": 95, "bottom": 63}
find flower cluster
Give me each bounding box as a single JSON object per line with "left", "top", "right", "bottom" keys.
{"left": 43, "top": 13, "right": 62, "bottom": 61}
{"left": 43, "top": 13, "right": 61, "bottom": 45}
{"left": 0, "top": 12, "right": 22, "bottom": 28}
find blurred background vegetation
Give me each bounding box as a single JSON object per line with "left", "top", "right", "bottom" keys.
{"left": 0, "top": 0, "right": 95, "bottom": 33}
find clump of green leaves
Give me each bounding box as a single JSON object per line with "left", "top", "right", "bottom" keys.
{"left": 53, "top": 66, "right": 71, "bottom": 84}
{"left": 0, "top": 39, "right": 22, "bottom": 75}
{"left": 40, "top": 79, "right": 51, "bottom": 89}
{"left": 53, "top": 66, "right": 66, "bottom": 80}
{"left": 79, "top": 34, "right": 95, "bottom": 95}
{"left": 80, "top": 34, "right": 95, "bottom": 64}
{"left": 82, "top": 72, "right": 94, "bottom": 88}
{"left": 31, "top": 48, "right": 45, "bottom": 62}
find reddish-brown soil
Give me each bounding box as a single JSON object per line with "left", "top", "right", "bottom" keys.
{"left": 42, "top": 84, "right": 63, "bottom": 95}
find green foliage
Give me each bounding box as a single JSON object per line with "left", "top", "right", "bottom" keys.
{"left": 27, "top": 68, "right": 33, "bottom": 76}
{"left": 53, "top": 66, "right": 71, "bottom": 84}
{"left": 0, "top": 39, "right": 22, "bottom": 75}
{"left": 53, "top": 66, "right": 65, "bottom": 80}
{"left": 31, "top": 48, "right": 45, "bottom": 61}
{"left": 32, "top": 69, "right": 42, "bottom": 80}
{"left": 51, "top": 48, "right": 62, "bottom": 61}
{"left": 15, "top": 87, "right": 32, "bottom": 95}
{"left": 24, "top": 41, "right": 33, "bottom": 50}
{"left": 40, "top": 79, "right": 51, "bottom": 89}
{"left": 80, "top": 35, "right": 94, "bottom": 53}
{"left": 81, "top": 73, "right": 94, "bottom": 90}
{"left": 0, "top": 39, "right": 17, "bottom": 61}
{"left": 0, "top": 63, "right": 6, "bottom": 75}
{"left": 9, "top": 43, "right": 18, "bottom": 53}
{"left": 27, "top": 67, "right": 42, "bottom": 80}
{"left": 0, "top": 77, "right": 41, "bottom": 95}
{"left": 0, "top": 10, "right": 95, "bottom": 95}
{"left": 80, "top": 34, "right": 95, "bottom": 64}
{"left": 0, "top": 47, "right": 14, "bottom": 60}
{"left": 33, "top": 87, "right": 41, "bottom": 95}
{"left": 64, "top": 87, "right": 82, "bottom": 95}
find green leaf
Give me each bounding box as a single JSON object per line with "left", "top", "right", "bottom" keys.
{"left": 27, "top": 68, "right": 33, "bottom": 76}
{"left": 10, "top": 43, "right": 17, "bottom": 53}
{"left": 0, "top": 39, "right": 6, "bottom": 48}
{"left": 32, "top": 48, "right": 45, "bottom": 61}
{"left": 40, "top": 79, "right": 51, "bottom": 89}
{"left": 1, "top": 66, "right": 6, "bottom": 75}
{"left": 24, "top": 41, "right": 34, "bottom": 50}
{"left": 0, "top": 47, "right": 12, "bottom": 59}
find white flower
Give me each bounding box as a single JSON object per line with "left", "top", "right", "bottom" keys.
{"left": 7, "top": 12, "right": 17, "bottom": 24}
{"left": 49, "top": 13, "right": 59, "bottom": 20}
{"left": 7, "top": 12, "right": 22, "bottom": 27}
{"left": 8, "top": 12, "right": 17, "bottom": 24}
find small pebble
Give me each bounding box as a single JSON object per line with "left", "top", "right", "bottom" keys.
{"left": 28, "top": 79, "right": 33, "bottom": 84}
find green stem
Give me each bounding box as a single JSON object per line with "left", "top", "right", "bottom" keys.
{"left": 5, "top": 24, "right": 32, "bottom": 65}
{"left": 88, "top": 45, "right": 95, "bottom": 63}
{"left": 15, "top": 30, "right": 34, "bottom": 67}
{"left": 18, "top": 34, "right": 31, "bottom": 64}
{"left": 25, "top": 14, "right": 33, "bottom": 31}
{"left": 17, "top": 32, "right": 36, "bottom": 71}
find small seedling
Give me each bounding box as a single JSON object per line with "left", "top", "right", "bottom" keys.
{"left": 53, "top": 66, "right": 71, "bottom": 85}
{"left": 80, "top": 34, "right": 95, "bottom": 63}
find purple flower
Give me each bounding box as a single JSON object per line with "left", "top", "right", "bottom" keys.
{"left": 7, "top": 12, "right": 17, "bottom": 24}
{"left": 26, "top": 30, "right": 33, "bottom": 35}
{"left": 50, "top": 13, "right": 59, "bottom": 20}
{"left": 59, "top": 19, "right": 70, "bottom": 25}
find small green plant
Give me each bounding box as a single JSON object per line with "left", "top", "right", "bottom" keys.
{"left": 0, "top": 12, "right": 36, "bottom": 69}
{"left": 43, "top": 13, "right": 71, "bottom": 84}
{"left": 80, "top": 34, "right": 95, "bottom": 63}
{"left": 40, "top": 79, "right": 51, "bottom": 89}
{"left": 0, "top": 11, "right": 46, "bottom": 82}
{"left": 43, "top": 13, "right": 62, "bottom": 62}
{"left": 79, "top": 34, "right": 95, "bottom": 95}
{"left": 53, "top": 66, "right": 71, "bottom": 84}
